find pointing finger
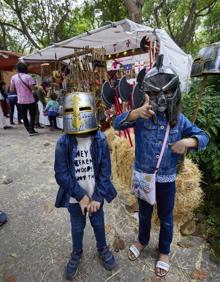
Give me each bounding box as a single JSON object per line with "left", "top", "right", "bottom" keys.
{"left": 144, "top": 94, "right": 149, "bottom": 105}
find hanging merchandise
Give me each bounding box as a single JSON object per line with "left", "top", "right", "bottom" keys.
{"left": 41, "top": 63, "right": 52, "bottom": 84}
{"left": 66, "top": 47, "right": 109, "bottom": 128}
{"left": 101, "top": 34, "right": 160, "bottom": 143}
{"left": 70, "top": 47, "right": 107, "bottom": 96}
{"left": 53, "top": 70, "right": 63, "bottom": 84}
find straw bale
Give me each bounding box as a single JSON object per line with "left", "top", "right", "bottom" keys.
{"left": 111, "top": 132, "right": 135, "bottom": 188}
{"left": 174, "top": 158, "right": 203, "bottom": 224}
{"left": 107, "top": 127, "right": 203, "bottom": 227}
{"left": 105, "top": 127, "right": 118, "bottom": 151}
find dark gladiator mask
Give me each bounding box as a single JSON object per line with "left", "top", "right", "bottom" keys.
{"left": 142, "top": 55, "right": 181, "bottom": 124}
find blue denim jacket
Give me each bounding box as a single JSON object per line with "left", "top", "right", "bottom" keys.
{"left": 113, "top": 112, "right": 209, "bottom": 176}
{"left": 54, "top": 131, "right": 117, "bottom": 208}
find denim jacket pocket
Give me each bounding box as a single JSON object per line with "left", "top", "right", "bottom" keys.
{"left": 168, "top": 127, "right": 180, "bottom": 145}
{"left": 143, "top": 121, "right": 158, "bottom": 140}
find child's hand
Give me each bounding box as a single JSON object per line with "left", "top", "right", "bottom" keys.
{"left": 87, "top": 200, "right": 101, "bottom": 216}
{"left": 171, "top": 139, "right": 188, "bottom": 154}
{"left": 171, "top": 137, "right": 198, "bottom": 154}
{"left": 139, "top": 94, "right": 155, "bottom": 119}
{"left": 104, "top": 105, "right": 116, "bottom": 122}
{"left": 79, "top": 195, "right": 90, "bottom": 215}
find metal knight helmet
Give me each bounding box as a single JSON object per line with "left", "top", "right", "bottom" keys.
{"left": 142, "top": 55, "right": 181, "bottom": 123}
{"left": 63, "top": 92, "right": 98, "bottom": 134}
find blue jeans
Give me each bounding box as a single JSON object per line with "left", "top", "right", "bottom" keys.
{"left": 68, "top": 203, "right": 107, "bottom": 254}
{"left": 8, "top": 96, "right": 22, "bottom": 124}
{"left": 138, "top": 181, "right": 176, "bottom": 255}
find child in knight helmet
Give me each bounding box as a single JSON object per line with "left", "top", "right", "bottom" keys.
{"left": 110, "top": 55, "right": 209, "bottom": 278}
{"left": 54, "top": 92, "right": 117, "bottom": 280}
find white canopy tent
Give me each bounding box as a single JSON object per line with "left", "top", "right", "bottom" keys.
{"left": 22, "top": 19, "right": 192, "bottom": 91}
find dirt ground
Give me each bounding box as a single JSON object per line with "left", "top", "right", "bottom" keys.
{"left": 0, "top": 124, "right": 219, "bottom": 282}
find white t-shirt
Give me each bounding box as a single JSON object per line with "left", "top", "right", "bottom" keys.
{"left": 69, "top": 136, "right": 95, "bottom": 203}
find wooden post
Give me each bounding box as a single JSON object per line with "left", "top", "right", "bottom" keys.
{"left": 191, "top": 75, "right": 208, "bottom": 123}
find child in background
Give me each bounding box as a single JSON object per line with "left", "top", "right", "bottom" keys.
{"left": 44, "top": 92, "right": 59, "bottom": 129}
{"left": 110, "top": 56, "right": 209, "bottom": 278}
{"left": 54, "top": 92, "right": 117, "bottom": 280}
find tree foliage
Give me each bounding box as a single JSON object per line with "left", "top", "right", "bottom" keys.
{"left": 142, "top": 0, "right": 218, "bottom": 52}
{"left": 182, "top": 78, "right": 220, "bottom": 258}
{"left": 0, "top": 0, "right": 74, "bottom": 51}
{"left": 81, "top": 0, "right": 127, "bottom": 29}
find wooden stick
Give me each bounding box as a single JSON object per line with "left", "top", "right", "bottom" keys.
{"left": 104, "top": 270, "right": 121, "bottom": 282}
{"left": 191, "top": 75, "right": 207, "bottom": 123}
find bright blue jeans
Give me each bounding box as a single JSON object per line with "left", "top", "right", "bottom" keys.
{"left": 68, "top": 203, "right": 107, "bottom": 254}
{"left": 138, "top": 181, "right": 176, "bottom": 255}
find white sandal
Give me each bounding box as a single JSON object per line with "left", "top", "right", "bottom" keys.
{"left": 155, "top": 260, "right": 170, "bottom": 277}
{"left": 128, "top": 244, "right": 141, "bottom": 261}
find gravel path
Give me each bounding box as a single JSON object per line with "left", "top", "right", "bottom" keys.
{"left": 0, "top": 125, "right": 219, "bottom": 282}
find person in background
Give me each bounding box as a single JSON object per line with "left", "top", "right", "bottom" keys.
{"left": 7, "top": 86, "right": 22, "bottom": 125}
{"left": 37, "top": 82, "right": 48, "bottom": 107}
{"left": 44, "top": 92, "right": 59, "bottom": 130}
{"left": 0, "top": 79, "right": 9, "bottom": 117}
{"left": 0, "top": 80, "right": 12, "bottom": 130}
{"left": 10, "top": 62, "right": 38, "bottom": 136}
{"left": 0, "top": 91, "right": 12, "bottom": 130}
{"left": 33, "top": 85, "right": 47, "bottom": 129}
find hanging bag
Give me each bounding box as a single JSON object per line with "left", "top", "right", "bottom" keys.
{"left": 131, "top": 124, "right": 170, "bottom": 205}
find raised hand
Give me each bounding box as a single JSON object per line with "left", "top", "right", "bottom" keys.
{"left": 138, "top": 94, "right": 155, "bottom": 119}
{"left": 104, "top": 105, "right": 116, "bottom": 122}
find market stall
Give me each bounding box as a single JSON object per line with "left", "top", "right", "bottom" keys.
{"left": 22, "top": 19, "right": 192, "bottom": 91}
{"left": 0, "top": 50, "right": 23, "bottom": 116}
{"left": 22, "top": 19, "right": 193, "bottom": 129}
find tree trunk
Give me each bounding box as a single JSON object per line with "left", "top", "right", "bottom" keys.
{"left": 124, "top": 0, "right": 144, "bottom": 23}
{"left": 13, "top": 0, "right": 40, "bottom": 49}
{"left": 0, "top": 23, "right": 7, "bottom": 50}
{"left": 154, "top": 0, "right": 166, "bottom": 28}
{"left": 176, "top": 0, "right": 197, "bottom": 49}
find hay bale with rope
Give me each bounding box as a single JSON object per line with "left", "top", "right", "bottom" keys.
{"left": 106, "top": 127, "right": 203, "bottom": 227}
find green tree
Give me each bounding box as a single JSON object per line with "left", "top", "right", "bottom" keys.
{"left": 82, "top": 0, "right": 128, "bottom": 28}
{"left": 142, "top": 0, "right": 218, "bottom": 52}
{"left": 0, "top": 0, "right": 73, "bottom": 51}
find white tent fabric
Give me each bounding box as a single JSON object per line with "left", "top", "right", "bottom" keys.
{"left": 22, "top": 19, "right": 192, "bottom": 91}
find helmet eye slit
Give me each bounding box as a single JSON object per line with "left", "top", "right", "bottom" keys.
{"left": 79, "top": 106, "right": 92, "bottom": 111}
{"left": 65, "top": 108, "right": 73, "bottom": 113}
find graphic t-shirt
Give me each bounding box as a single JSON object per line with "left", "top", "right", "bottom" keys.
{"left": 69, "top": 137, "right": 95, "bottom": 203}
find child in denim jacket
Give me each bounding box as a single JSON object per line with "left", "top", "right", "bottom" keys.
{"left": 110, "top": 58, "right": 209, "bottom": 278}
{"left": 54, "top": 92, "right": 117, "bottom": 280}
